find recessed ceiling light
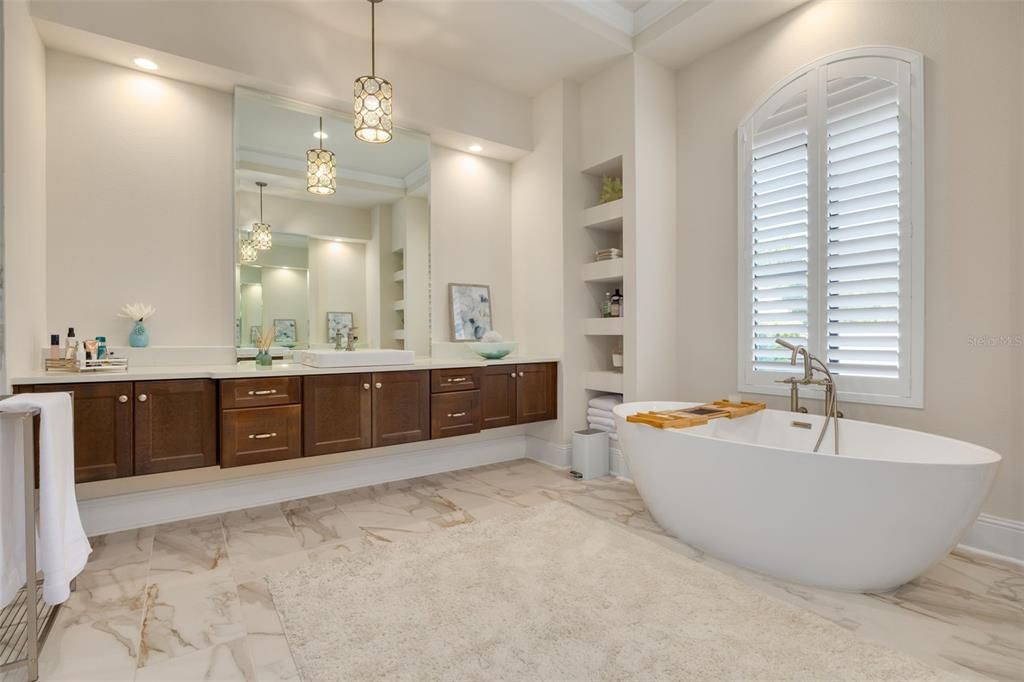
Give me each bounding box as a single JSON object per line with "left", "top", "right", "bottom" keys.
{"left": 469, "top": 144, "right": 483, "bottom": 153}
{"left": 133, "top": 57, "right": 159, "bottom": 71}
{"left": 314, "top": 131, "right": 329, "bottom": 140}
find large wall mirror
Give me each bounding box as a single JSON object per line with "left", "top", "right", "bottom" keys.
{"left": 234, "top": 88, "right": 430, "bottom": 357}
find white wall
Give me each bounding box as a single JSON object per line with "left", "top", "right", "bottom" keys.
{"left": 308, "top": 238, "right": 367, "bottom": 346}
{"left": 3, "top": 2, "right": 47, "bottom": 384}
{"left": 236, "top": 192, "right": 371, "bottom": 242}
{"left": 430, "top": 146, "right": 513, "bottom": 344}
{"left": 392, "top": 196, "right": 430, "bottom": 356}
{"left": 674, "top": 0, "right": 1024, "bottom": 521}
{"left": 45, "top": 50, "right": 233, "bottom": 349}
{"left": 259, "top": 267, "right": 308, "bottom": 346}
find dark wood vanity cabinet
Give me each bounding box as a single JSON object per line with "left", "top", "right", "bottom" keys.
{"left": 13, "top": 379, "right": 216, "bottom": 482}
{"left": 480, "top": 363, "right": 558, "bottom": 429}
{"left": 134, "top": 380, "right": 217, "bottom": 475}
{"left": 303, "top": 373, "right": 372, "bottom": 456}
{"left": 480, "top": 366, "right": 518, "bottom": 429}
{"left": 372, "top": 370, "right": 430, "bottom": 447}
{"left": 516, "top": 363, "right": 558, "bottom": 424}
{"left": 222, "top": 404, "right": 302, "bottom": 468}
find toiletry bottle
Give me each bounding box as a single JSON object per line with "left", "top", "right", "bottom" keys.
{"left": 64, "top": 327, "right": 77, "bottom": 360}
{"left": 96, "top": 336, "right": 107, "bottom": 360}
{"left": 49, "top": 334, "right": 61, "bottom": 360}
{"left": 602, "top": 292, "right": 612, "bottom": 318}
{"left": 75, "top": 339, "right": 87, "bottom": 366}
{"left": 610, "top": 289, "right": 622, "bottom": 317}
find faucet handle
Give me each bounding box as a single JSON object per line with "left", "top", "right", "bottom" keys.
{"left": 774, "top": 377, "right": 799, "bottom": 384}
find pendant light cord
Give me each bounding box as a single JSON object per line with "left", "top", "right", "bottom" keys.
{"left": 319, "top": 116, "right": 324, "bottom": 151}
{"left": 259, "top": 183, "right": 263, "bottom": 221}
{"left": 371, "top": 1, "right": 376, "bottom": 77}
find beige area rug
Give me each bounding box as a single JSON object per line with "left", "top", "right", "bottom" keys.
{"left": 268, "top": 502, "right": 945, "bottom": 681}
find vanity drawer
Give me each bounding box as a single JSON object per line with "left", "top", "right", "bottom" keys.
{"left": 221, "top": 405, "right": 302, "bottom": 468}
{"left": 430, "top": 390, "right": 481, "bottom": 439}
{"left": 220, "top": 377, "right": 301, "bottom": 409}
{"left": 430, "top": 368, "right": 483, "bottom": 394}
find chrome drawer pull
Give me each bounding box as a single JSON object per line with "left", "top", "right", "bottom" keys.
{"left": 447, "top": 412, "right": 468, "bottom": 418}
{"left": 248, "top": 389, "right": 278, "bottom": 396}
{"left": 446, "top": 377, "right": 468, "bottom": 383}
{"left": 248, "top": 432, "right": 278, "bottom": 440}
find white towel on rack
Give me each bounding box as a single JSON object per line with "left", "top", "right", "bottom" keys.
{"left": 0, "top": 409, "right": 29, "bottom": 608}
{"left": 1, "top": 394, "right": 91, "bottom": 605}
{"left": 588, "top": 395, "right": 622, "bottom": 411}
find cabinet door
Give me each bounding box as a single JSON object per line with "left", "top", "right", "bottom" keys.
{"left": 303, "top": 373, "right": 372, "bottom": 457}
{"left": 222, "top": 405, "right": 302, "bottom": 468}
{"left": 431, "top": 390, "right": 482, "bottom": 439}
{"left": 516, "top": 363, "right": 558, "bottom": 424}
{"left": 134, "top": 380, "right": 217, "bottom": 475}
{"left": 371, "top": 371, "right": 430, "bottom": 447}
{"left": 40, "top": 382, "right": 134, "bottom": 483}
{"left": 480, "top": 365, "right": 518, "bottom": 429}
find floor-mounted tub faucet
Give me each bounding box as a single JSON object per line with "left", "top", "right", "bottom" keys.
{"left": 774, "top": 338, "right": 841, "bottom": 455}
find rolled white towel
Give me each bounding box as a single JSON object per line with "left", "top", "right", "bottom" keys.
{"left": 588, "top": 416, "right": 615, "bottom": 429}
{"left": 587, "top": 407, "right": 614, "bottom": 420}
{"left": 588, "top": 394, "right": 622, "bottom": 411}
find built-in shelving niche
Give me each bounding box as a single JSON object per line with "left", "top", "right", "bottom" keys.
{"left": 580, "top": 155, "right": 625, "bottom": 400}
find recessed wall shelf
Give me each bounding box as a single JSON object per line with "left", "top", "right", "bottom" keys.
{"left": 581, "top": 259, "right": 624, "bottom": 283}
{"left": 583, "top": 317, "right": 624, "bottom": 335}
{"left": 393, "top": 300, "right": 405, "bottom": 311}
{"left": 393, "top": 269, "right": 405, "bottom": 282}
{"left": 585, "top": 371, "right": 624, "bottom": 393}
{"left": 583, "top": 199, "right": 623, "bottom": 231}
{"left": 393, "top": 330, "right": 405, "bottom": 341}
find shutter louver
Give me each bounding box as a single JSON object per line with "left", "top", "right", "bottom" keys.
{"left": 825, "top": 75, "right": 901, "bottom": 379}
{"left": 750, "top": 90, "right": 809, "bottom": 372}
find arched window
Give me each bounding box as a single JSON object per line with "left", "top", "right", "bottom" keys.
{"left": 738, "top": 47, "right": 924, "bottom": 407}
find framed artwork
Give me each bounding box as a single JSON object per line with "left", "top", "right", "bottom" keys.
{"left": 449, "top": 283, "right": 492, "bottom": 341}
{"left": 249, "top": 326, "right": 262, "bottom": 345}
{"left": 273, "top": 318, "right": 297, "bottom": 345}
{"left": 327, "top": 311, "right": 355, "bottom": 343}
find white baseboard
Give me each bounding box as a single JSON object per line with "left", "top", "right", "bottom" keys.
{"left": 79, "top": 435, "right": 527, "bottom": 536}
{"left": 958, "top": 513, "right": 1024, "bottom": 566}
{"left": 525, "top": 436, "right": 571, "bottom": 468}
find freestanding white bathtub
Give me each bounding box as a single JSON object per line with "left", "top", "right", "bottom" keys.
{"left": 613, "top": 401, "right": 1000, "bottom": 592}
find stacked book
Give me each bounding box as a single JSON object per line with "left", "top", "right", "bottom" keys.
{"left": 594, "top": 248, "right": 622, "bottom": 262}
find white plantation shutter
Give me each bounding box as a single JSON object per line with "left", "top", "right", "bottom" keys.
{"left": 739, "top": 49, "right": 924, "bottom": 407}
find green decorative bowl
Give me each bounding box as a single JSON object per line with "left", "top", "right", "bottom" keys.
{"left": 468, "top": 342, "right": 514, "bottom": 360}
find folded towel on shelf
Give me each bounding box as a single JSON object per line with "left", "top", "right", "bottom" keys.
{"left": 587, "top": 416, "right": 615, "bottom": 429}
{"left": 586, "top": 422, "right": 613, "bottom": 433}
{"left": 1, "top": 393, "right": 91, "bottom": 606}
{"left": 587, "top": 407, "right": 614, "bottom": 421}
{"left": 588, "top": 394, "right": 623, "bottom": 412}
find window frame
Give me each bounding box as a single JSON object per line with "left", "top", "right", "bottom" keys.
{"left": 737, "top": 47, "right": 925, "bottom": 408}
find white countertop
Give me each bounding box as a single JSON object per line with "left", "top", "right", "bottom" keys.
{"left": 11, "top": 355, "right": 560, "bottom": 386}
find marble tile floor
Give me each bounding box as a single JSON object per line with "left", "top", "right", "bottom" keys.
{"left": 3, "top": 458, "right": 1021, "bottom": 681}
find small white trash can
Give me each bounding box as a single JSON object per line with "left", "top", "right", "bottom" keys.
{"left": 571, "top": 428, "right": 610, "bottom": 480}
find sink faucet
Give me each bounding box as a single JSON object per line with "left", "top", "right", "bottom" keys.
{"left": 774, "top": 338, "right": 841, "bottom": 454}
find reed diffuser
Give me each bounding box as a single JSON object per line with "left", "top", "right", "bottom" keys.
{"left": 255, "top": 328, "right": 275, "bottom": 368}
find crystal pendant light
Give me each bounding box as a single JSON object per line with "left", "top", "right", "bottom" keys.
{"left": 239, "top": 232, "right": 258, "bottom": 264}
{"left": 251, "top": 181, "right": 272, "bottom": 250}
{"left": 307, "top": 116, "right": 337, "bottom": 195}
{"left": 354, "top": 0, "right": 392, "bottom": 144}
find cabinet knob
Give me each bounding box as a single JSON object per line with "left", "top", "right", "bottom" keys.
{"left": 138, "top": 394, "right": 148, "bottom": 402}
{"left": 375, "top": 382, "right": 383, "bottom": 389}
{"left": 519, "top": 372, "right": 524, "bottom": 377}
{"left": 363, "top": 383, "right": 371, "bottom": 390}
{"left": 118, "top": 394, "right": 129, "bottom": 403}
{"left": 510, "top": 371, "right": 517, "bottom": 378}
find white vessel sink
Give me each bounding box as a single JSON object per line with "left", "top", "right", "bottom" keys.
{"left": 298, "top": 348, "right": 415, "bottom": 368}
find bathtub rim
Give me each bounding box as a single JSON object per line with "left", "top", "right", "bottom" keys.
{"left": 613, "top": 401, "right": 1002, "bottom": 467}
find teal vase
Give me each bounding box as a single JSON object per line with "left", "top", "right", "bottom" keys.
{"left": 129, "top": 321, "right": 149, "bottom": 348}
{"left": 255, "top": 349, "right": 272, "bottom": 368}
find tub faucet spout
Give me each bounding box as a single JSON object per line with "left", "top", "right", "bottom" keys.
{"left": 774, "top": 338, "right": 841, "bottom": 454}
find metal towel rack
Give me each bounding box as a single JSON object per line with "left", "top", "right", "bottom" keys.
{"left": 0, "top": 405, "right": 63, "bottom": 682}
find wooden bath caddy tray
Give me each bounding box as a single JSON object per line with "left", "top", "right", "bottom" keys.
{"left": 626, "top": 400, "right": 766, "bottom": 429}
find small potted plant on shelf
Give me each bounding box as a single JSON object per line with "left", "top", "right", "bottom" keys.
{"left": 118, "top": 303, "right": 156, "bottom": 348}
{"left": 255, "top": 327, "right": 275, "bottom": 368}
